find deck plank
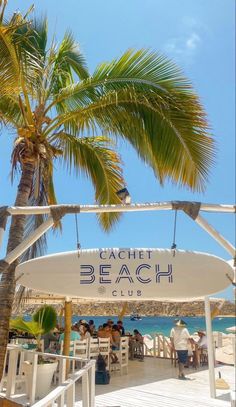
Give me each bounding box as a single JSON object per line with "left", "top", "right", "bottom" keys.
{"left": 75, "top": 358, "right": 233, "bottom": 407}
{"left": 1, "top": 357, "right": 233, "bottom": 406}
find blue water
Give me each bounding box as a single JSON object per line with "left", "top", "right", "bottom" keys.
{"left": 70, "top": 315, "right": 235, "bottom": 337}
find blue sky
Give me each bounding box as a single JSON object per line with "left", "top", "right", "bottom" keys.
{"left": 0, "top": 0, "right": 235, "bottom": 300}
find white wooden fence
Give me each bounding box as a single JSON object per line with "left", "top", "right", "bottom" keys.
{"left": 142, "top": 333, "right": 173, "bottom": 359}
{"left": 0, "top": 345, "right": 95, "bottom": 407}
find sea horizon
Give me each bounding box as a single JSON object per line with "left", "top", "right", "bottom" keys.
{"left": 69, "top": 315, "right": 235, "bottom": 337}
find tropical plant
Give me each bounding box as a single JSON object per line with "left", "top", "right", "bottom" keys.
{"left": 10, "top": 305, "right": 57, "bottom": 356}
{"left": 0, "top": 2, "right": 215, "bottom": 381}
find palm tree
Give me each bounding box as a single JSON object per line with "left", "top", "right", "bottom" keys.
{"left": 0, "top": 3, "right": 214, "bottom": 379}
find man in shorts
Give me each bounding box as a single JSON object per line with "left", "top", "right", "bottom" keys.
{"left": 170, "top": 319, "right": 192, "bottom": 380}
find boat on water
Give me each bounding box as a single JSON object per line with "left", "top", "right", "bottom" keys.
{"left": 130, "top": 314, "right": 142, "bottom": 321}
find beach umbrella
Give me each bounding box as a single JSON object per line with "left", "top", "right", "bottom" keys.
{"left": 226, "top": 326, "right": 236, "bottom": 333}
{"left": 215, "top": 345, "right": 235, "bottom": 366}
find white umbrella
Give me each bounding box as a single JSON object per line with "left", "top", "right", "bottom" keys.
{"left": 215, "top": 344, "right": 235, "bottom": 365}
{"left": 226, "top": 326, "right": 236, "bottom": 333}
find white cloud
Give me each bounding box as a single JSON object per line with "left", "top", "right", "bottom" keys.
{"left": 163, "top": 17, "right": 204, "bottom": 65}
{"left": 165, "top": 32, "right": 201, "bottom": 56}
{"left": 186, "top": 33, "right": 201, "bottom": 50}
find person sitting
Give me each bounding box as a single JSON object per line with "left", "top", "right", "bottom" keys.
{"left": 59, "top": 325, "right": 80, "bottom": 355}
{"left": 106, "top": 319, "right": 113, "bottom": 330}
{"left": 42, "top": 330, "right": 59, "bottom": 352}
{"left": 196, "top": 330, "right": 208, "bottom": 365}
{"left": 117, "top": 320, "right": 125, "bottom": 336}
{"left": 98, "top": 323, "right": 118, "bottom": 363}
{"left": 89, "top": 320, "right": 96, "bottom": 335}
{"left": 111, "top": 325, "right": 121, "bottom": 350}
{"left": 197, "top": 331, "right": 208, "bottom": 349}
{"left": 129, "top": 329, "right": 144, "bottom": 360}
{"left": 98, "top": 323, "right": 113, "bottom": 341}
{"left": 80, "top": 323, "right": 91, "bottom": 340}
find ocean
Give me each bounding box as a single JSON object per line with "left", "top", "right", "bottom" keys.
{"left": 71, "top": 315, "right": 235, "bottom": 337}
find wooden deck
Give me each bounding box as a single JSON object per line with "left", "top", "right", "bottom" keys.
{"left": 1, "top": 356, "right": 234, "bottom": 406}
{"left": 75, "top": 358, "right": 234, "bottom": 407}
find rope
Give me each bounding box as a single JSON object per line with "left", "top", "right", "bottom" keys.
{"left": 75, "top": 214, "right": 81, "bottom": 256}
{"left": 171, "top": 210, "right": 177, "bottom": 256}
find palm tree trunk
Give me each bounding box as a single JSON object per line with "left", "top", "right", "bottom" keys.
{"left": 0, "top": 161, "right": 35, "bottom": 381}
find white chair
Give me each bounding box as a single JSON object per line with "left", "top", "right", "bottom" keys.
{"left": 111, "top": 337, "right": 129, "bottom": 375}
{"left": 98, "top": 337, "right": 110, "bottom": 370}
{"left": 0, "top": 346, "right": 28, "bottom": 395}
{"left": 88, "top": 338, "right": 99, "bottom": 360}
{"left": 74, "top": 339, "right": 89, "bottom": 368}
{"left": 74, "top": 339, "right": 88, "bottom": 359}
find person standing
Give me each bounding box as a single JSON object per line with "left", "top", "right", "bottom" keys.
{"left": 170, "top": 319, "right": 192, "bottom": 380}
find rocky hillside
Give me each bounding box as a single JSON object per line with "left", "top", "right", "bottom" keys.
{"left": 20, "top": 299, "right": 235, "bottom": 316}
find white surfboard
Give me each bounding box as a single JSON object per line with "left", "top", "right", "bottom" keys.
{"left": 15, "top": 248, "right": 234, "bottom": 301}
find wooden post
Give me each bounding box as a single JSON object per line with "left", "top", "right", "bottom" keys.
{"left": 63, "top": 297, "right": 72, "bottom": 377}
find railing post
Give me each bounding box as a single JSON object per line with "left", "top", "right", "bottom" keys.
{"left": 232, "top": 336, "right": 236, "bottom": 367}
{"left": 163, "top": 336, "right": 167, "bottom": 358}
{"left": 58, "top": 393, "right": 65, "bottom": 407}
{"left": 29, "top": 352, "right": 38, "bottom": 405}
{"left": 6, "top": 348, "right": 18, "bottom": 397}
{"left": 217, "top": 332, "right": 223, "bottom": 348}
{"left": 0, "top": 350, "right": 7, "bottom": 392}
{"left": 82, "top": 371, "right": 89, "bottom": 407}
{"left": 59, "top": 357, "right": 66, "bottom": 384}
{"left": 67, "top": 383, "right": 75, "bottom": 407}
{"left": 157, "top": 335, "right": 161, "bottom": 357}
{"left": 89, "top": 361, "right": 96, "bottom": 407}
{"left": 153, "top": 335, "right": 157, "bottom": 358}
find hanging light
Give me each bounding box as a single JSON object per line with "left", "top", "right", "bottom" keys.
{"left": 116, "top": 188, "right": 131, "bottom": 204}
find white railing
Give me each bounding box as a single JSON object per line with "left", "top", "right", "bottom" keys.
{"left": 153, "top": 333, "right": 172, "bottom": 358}
{"left": 32, "top": 359, "right": 95, "bottom": 407}
{"left": 0, "top": 345, "right": 95, "bottom": 407}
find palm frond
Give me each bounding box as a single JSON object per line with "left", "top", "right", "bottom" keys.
{"left": 15, "top": 17, "right": 48, "bottom": 60}
{"left": 48, "top": 31, "right": 88, "bottom": 100}
{"left": 0, "top": 25, "right": 20, "bottom": 95}
{"left": 46, "top": 49, "right": 191, "bottom": 113}
{"left": 0, "top": 95, "right": 23, "bottom": 127}
{"left": 47, "top": 85, "right": 214, "bottom": 191}
{"left": 10, "top": 318, "right": 43, "bottom": 337}
{"left": 52, "top": 132, "right": 124, "bottom": 230}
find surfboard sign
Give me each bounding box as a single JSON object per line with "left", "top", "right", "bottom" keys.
{"left": 15, "top": 248, "right": 234, "bottom": 301}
